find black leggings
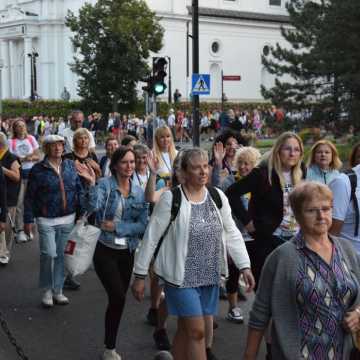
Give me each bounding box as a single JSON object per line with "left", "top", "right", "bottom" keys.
{"left": 226, "top": 258, "right": 240, "bottom": 294}
{"left": 93, "top": 242, "right": 134, "bottom": 349}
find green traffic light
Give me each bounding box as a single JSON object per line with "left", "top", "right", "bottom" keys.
{"left": 154, "top": 82, "right": 167, "bottom": 95}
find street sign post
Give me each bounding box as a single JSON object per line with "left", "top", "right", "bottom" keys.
{"left": 223, "top": 75, "right": 241, "bottom": 81}
{"left": 221, "top": 72, "right": 242, "bottom": 111}
{"left": 192, "top": 74, "right": 210, "bottom": 95}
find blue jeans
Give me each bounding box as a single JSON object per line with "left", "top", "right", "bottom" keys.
{"left": 37, "top": 222, "right": 74, "bottom": 293}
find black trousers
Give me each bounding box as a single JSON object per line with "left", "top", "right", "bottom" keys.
{"left": 93, "top": 242, "right": 134, "bottom": 349}
{"left": 226, "top": 258, "right": 240, "bottom": 294}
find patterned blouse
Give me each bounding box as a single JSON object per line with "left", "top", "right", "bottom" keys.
{"left": 295, "top": 233, "right": 358, "bottom": 359}
{"left": 182, "top": 191, "right": 223, "bottom": 288}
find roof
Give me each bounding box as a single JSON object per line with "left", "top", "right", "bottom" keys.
{"left": 187, "top": 6, "right": 290, "bottom": 24}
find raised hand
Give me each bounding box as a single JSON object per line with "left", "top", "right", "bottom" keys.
{"left": 213, "top": 142, "right": 226, "bottom": 166}
{"left": 147, "top": 150, "right": 160, "bottom": 174}
{"left": 76, "top": 160, "right": 96, "bottom": 185}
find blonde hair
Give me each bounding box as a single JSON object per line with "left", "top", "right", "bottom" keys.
{"left": 289, "top": 181, "right": 333, "bottom": 221}
{"left": 235, "top": 146, "right": 261, "bottom": 169}
{"left": 154, "top": 126, "right": 177, "bottom": 168}
{"left": 307, "top": 139, "right": 342, "bottom": 170}
{"left": 268, "top": 132, "right": 304, "bottom": 186}
{"left": 0, "top": 132, "right": 7, "bottom": 147}
{"left": 73, "top": 128, "right": 91, "bottom": 150}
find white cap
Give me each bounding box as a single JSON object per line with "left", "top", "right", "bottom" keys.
{"left": 169, "top": 108, "right": 174, "bottom": 113}
{"left": 43, "top": 135, "right": 65, "bottom": 144}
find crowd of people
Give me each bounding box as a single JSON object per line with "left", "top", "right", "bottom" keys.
{"left": 2, "top": 109, "right": 360, "bottom": 360}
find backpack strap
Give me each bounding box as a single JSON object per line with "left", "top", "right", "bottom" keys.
{"left": 27, "top": 135, "right": 36, "bottom": 149}
{"left": 10, "top": 138, "right": 17, "bottom": 152}
{"left": 153, "top": 187, "right": 182, "bottom": 259}
{"left": 207, "top": 186, "right": 222, "bottom": 209}
{"left": 345, "top": 170, "right": 359, "bottom": 237}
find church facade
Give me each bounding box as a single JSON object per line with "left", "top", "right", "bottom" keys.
{"left": 0, "top": 0, "right": 290, "bottom": 102}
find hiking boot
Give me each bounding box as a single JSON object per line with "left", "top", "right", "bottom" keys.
{"left": 206, "top": 348, "right": 219, "bottom": 360}
{"left": 102, "top": 349, "right": 121, "bottom": 360}
{"left": 64, "top": 275, "right": 80, "bottom": 290}
{"left": 53, "top": 293, "right": 70, "bottom": 305}
{"left": 226, "top": 307, "right": 244, "bottom": 323}
{"left": 42, "top": 290, "right": 53, "bottom": 308}
{"left": 147, "top": 307, "right": 158, "bottom": 326}
{"left": 153, "top": 328, "right": 171, "bottom": 351}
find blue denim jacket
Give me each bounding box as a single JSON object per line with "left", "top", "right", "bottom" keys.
{"left": 24, "top": 158, "right": 85, "bottom": 223}
{"left": 87, "top": 176, "right": 148, "bottom": 252}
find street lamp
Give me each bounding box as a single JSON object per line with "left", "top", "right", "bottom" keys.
{"left": 27, "top": 52, "right": 39, "bottom": 101}
{"left": 0, "top": 59, "right": 4, "bottom": 115}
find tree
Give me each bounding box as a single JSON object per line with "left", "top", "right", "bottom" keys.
{"left": 66, "top": 0, "right": 164, "bottom": 113}
{"left": 261, "top": 0, "right": 360, "bottom": 126}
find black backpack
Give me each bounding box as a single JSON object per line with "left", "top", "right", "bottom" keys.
{"left": 153, "top": 186, "right": 222, "bottom": 259}
{"left": 345, "top": 170, "right": 359, "bottom": 237}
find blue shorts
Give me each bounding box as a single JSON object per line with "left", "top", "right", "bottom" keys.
{"left": 164, "top": 285, "right": 219, "bottom": 317}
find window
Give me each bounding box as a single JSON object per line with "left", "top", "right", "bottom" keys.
{"left": 211, "top": 41, "right": 220, "bottom": 54}
{"left": 263, "top": 45, "right": 270, "bottom": 56}
{"left": 269, "top": 0, "right": 281, "bottom": 5}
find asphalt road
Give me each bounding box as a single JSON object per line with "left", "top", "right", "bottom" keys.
{"left": 0, "top": 233, "right": 267, "bottom": 360}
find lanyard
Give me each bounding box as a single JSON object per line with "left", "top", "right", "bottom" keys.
{"left": 161, "top": 153, "right": 172, "bottom": 173}
{"left": 135, "top": 170, "right": 149, "bottom": 187}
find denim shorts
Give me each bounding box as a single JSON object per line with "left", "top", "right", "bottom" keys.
{"left": 164, "top": 285, "right": 219, "bottom": 317}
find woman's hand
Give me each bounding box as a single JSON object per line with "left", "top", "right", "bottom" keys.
{"left": 131, "top": 278, "right": 145, "bottom": 302}
{"left": 100, "top": 220, "right": 115, "bottom": 232}
{"left": 343, "top": 309, "right": 360, "bottom": 333}
{"left": 241, "top": 268, "right": 256, "bottom": 293}
{"left": 213, "top": 142, "right": 226, "bottom": 167}
{"left": 245, "top": 221, "right": 256, "bottom": 234}
{"left": 147, "top": 151, "right": 159, "bottom": 174}
{"left": 85, "top": 159, "right": 101, "bottom": 178}
{"left": 76, "top": 161, "right": 96, "bottom": 186}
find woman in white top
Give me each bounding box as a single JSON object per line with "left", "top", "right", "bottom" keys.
{"left": 132, "top": 144, "right": 151, "bottom": 190}
{"left": 153, "top": 126, "right": 177, "bottom": 184}
{"left": 9, "top": 118, "right": 40, "bottom": 243}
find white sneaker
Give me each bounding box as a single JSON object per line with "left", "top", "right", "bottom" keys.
{"left": 0, "top": 255, "right": 9, "bottom": 265}
{"left": 16, "top": 231, "right": 28, "bottom": 243}
{"left": 27, "top": 232, "right": 34, "bottom": 242}
{"left": 53, "top": 293, "right": 70, "bottom": 305}
{"left": 42, "top": 290, "right": 54, "bottom": 308}
{"left": 226, "top": 307, "right": 244, "bottom": 323}
{"left": 102, "top": 349, "right": 122, "bottom": 360}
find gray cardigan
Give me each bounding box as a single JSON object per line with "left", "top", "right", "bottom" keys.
{"left": 249, "top": 235, "right": 360, "bottom": 360}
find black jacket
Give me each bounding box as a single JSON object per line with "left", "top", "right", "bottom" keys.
{"left": 225, "top": 163, "right": 306, "bottom": 240}
{"left": 0, "top": 167, "right": 7, "bottom": 223}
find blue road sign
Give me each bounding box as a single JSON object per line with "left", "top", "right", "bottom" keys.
{"left": 192, "top": 74, "right": 210, "bottom": 95}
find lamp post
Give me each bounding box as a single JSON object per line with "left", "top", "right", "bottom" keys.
{"left": 0, "top": 59, "right": 4, "bottom": 115}
{"left": 165, "top": 56, "right": 172, "bottom": 104}
{"left": 27, "top": 52, "right": 39, "bottom": 101}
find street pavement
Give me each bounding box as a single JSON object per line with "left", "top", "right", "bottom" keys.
{"left": 0, "top": 235, "right": 266, "bottom": 360}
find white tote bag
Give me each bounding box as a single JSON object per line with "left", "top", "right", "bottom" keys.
{"left": 64, "top": 189, "right": 110, "bottom": 276}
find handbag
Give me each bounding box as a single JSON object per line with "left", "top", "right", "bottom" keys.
{"left": 64, "top": 187, "right": 110, "bottom": 276}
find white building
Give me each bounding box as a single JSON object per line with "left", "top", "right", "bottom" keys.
{"left": 0, "top": 0, "right": 290, "bottom": 102}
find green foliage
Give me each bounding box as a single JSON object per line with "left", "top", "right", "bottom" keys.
{"left": 262, "top": 0, "right": 360, "bottom": 126}
{"left": 2, "top": 100, "right": 83, "bottom": 118}
{"left": 65, "top": 0, "right": 164, "bottom": 113}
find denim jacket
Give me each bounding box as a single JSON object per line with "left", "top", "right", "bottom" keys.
{"left": 87, "top": 176, "right": 148, "bottom": 252}
{"left": 24, "top": 158, "right": 85, "bottom": 223}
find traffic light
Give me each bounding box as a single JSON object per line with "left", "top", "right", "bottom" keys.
{"left": 152, "top": 57, "right": 167, "bottom": 96}
{"left": 141, "top": 76, "right": 154, "bottom": 96}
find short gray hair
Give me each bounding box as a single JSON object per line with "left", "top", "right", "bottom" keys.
{"left": 133, "top": 143, "right": 149, "bottom": 157}
{"left": 180, "top": 148, "right": 208, "bottom": 171}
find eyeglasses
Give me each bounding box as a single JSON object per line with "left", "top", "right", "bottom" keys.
{"left": 303, "top": 207, "right": 332, "bottom": 215}
{"left": 281, "top": 146, "right": 301, "bottom": 153}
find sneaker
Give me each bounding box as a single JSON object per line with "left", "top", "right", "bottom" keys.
{"left": 42, "top": 290, "right": 53, "bottom": 308}
{"left": 206, "top": 348, "right": 219, "bottom": 360}
{"left": 27, "top": 232, "right": 34, "bottom": 242}
{"left": 147, "top": 308, "right": 158, "bottom": 326}
{"left": 53, "top": 293, "right": 69, "bottom": 305}
{"left": 153, "top": 351, "right": 173, "bottom": 360}
{"left": 226, "top": 307, "right": 244, "bottom": 323}
{"left": 102, "top": 349, "right": 121, "bottom": 360}
{"left": 16, "top": 231, "right": 28, "bottom": 243}
{"left": 153, "top": 328, "right": 171, "bottom": 351}
{"left": 63, "top": 275, "right": 80, "bottom": 290}
{"left": 0, "top": 255, "right": 9, "bottom": 265}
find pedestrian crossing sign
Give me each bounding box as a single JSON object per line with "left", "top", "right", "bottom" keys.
{"left": 192, "top": 74, "right": 210, "bottom": 95}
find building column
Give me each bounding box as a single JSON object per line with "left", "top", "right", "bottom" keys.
{"left": 8, "top": 40, "right": 15, "bottom": 98}
{"left": 23, "top": 37, "right": 32, "bottom": 99}
{"left": 0, "top": 40, "right": 10, "bottom": 99}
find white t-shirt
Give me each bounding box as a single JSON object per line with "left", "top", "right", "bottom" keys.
{"left": 132, "top": 170, "right": 149, "bottom": 190}
{"left": 329, "top": 164, "right": 360, "bottom": 252}
{"left": 62, "top": 127, "right": 96, "bottom": 152}
{"left": 167, "top": 114, "right": 176, "bottom": 127}
{"left": 157, "top": 152, "right": 173, "bottom": 178}
{"left": 273, "top": 171, "right": 299, "bottom": 238}
{"left": 8, "top": 136, "right": 39, "bottom": 170}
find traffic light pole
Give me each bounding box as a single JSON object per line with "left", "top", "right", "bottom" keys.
{"left": 192, "top": 0, "right": 200, "bottom": 147}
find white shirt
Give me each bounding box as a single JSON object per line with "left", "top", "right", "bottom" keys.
{"left": 167, "top": 114, "right": 176, "bottom": 127}
{"left": 62, "top": 127, "right": 96, "bottom": 152}
{"left": 329, "top": 164, "right": 360, "bottom": 251}
{"left": 8, "top": 136, "right": 39, "bottom": 170}
{"left": 157, "top": 152, "right": 173, "bottom": 177}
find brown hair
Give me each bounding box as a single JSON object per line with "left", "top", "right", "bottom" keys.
{"left": 349, "top": 143, "right": 360, "bottom": 168}
{"left": 109, "top": 146, "right": 135, "bottom": 176}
